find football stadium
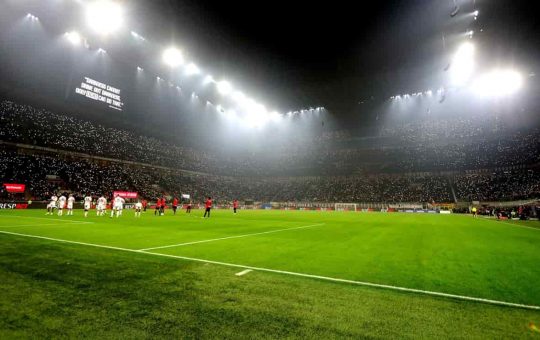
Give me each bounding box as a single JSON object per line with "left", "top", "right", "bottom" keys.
{"left": 0, "top": 0, "right": 539, "bottom": 338}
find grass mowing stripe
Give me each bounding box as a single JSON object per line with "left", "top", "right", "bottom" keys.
{"left": 0, "top": 222, "right": 93, "bottom": 229}
{"left": 138, "top": 223, "right": 326, "bottom": 251}
{"left": 1, "top": 229, "right": 539, "bottom": 311}
{"left": 0, "top": 215, "right": 95, "bottom": 224}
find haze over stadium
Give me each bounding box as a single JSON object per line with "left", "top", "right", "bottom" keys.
{"left": 0, "top": 0, "right": 539, "bottom": 338}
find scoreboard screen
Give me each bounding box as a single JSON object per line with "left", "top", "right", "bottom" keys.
{"left": 75, "top": 76, "right": 124, "bottom": 111}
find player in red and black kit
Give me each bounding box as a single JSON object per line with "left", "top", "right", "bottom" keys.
{"left": 186, "top": 200, "right": 192, "bottom": 214}
{"left": 233, "top": 199, "right": 239, "bottom": 214}
{"left": 172, "top": 197, "right": 179, "bottom": 215}
{"left": 203, "top": 197, "right": 212, "bottom": 218}
{"left": 142, "top": 199, "right": 148, "bottom": 212}
{"left": 160, "top": 197, "right": 166, "bottom": 215}
{"left": 155, "top": 198, "right": 161, "bottom": 216}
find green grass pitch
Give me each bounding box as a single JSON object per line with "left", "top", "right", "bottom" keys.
{"left": 1, "top": 209, "right": 539, "bottom": 338}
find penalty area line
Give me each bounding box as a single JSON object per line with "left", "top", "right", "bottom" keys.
{"left": 138, "top": 223, "right": 326, "bottom": 251}
{"left": 0, "top": 229, "right": 539, "bottom": 311}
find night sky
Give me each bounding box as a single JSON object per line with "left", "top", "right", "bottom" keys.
{"left": 0, "top": 0, "right": 538, "bottom": 121}
{"left": 137, "top": 0, "right": 539, "bottom": 114}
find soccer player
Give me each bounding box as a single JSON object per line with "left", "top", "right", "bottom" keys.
{"left": 58, "top": 194, "right": 67, "bottom": 216}
{"left": 160, "top": 197, "right": 166, "bottom": 216}
{"left": 186, "top": 200, "right": 192, "bottom": 214}
{"left": 67, "top": 194, "right": 75, "bottom": 216}
{"left": 203, "top": 197, "right": 212, "bottom": 218}
{"left": 142, "top": 199, "right": 148, "bottom": 212}
{"left": 83, "top": 194, "right": 92, "bottom": 218}
{"left": 233, "top": 199, "right": 239, "bottom": 214}
{"left": 172, "top": 197, "right": 179, "bottom": 215}
{"left": 472, "top": 206, "right": 477, "bottom": 218}
{"left": 96, "top": 196, "right": 104, "bottom": 216}
{"left": 111, "top": 195, "right": 125, "bottom": 218}
{"left": 46, "top": 194, "right": 58, "bottom": 215}
{"left": 155, "top": 197, "right": 161, "bottom": 216}
{"left": 135, "top": 200, "right": 143, "bottom": 217}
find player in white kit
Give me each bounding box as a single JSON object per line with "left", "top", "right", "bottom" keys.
{"left": 46, "top": 194, "right": 58, "bottom": 215}
{"left": 83, "top": 195, "right": 92, "bottom": 218}
{"left": 134, "top": 200, "right": 143, "bottom": 217}
{"left": 111, "top": 195, "right": 125, "bottom": 218}
{"left": 97, "top": 196, "right": 106, "bottom": 216}
{"left": 67, "top": 194, "right": 75, "bottom": 216}
{"left": 58, "top": 194, "right": 67, "bottom": 216}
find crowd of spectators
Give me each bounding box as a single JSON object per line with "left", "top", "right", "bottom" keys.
{"left": 2, "top": 148, "right": 538, "bottom": 204}
{"left": 1, "top": 100, "right": 539, "bottom": 204}
{"left": 1, "top": 100, "right": 539, "bottom": 176}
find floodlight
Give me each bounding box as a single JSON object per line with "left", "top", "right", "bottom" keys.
{"left": 269, "top": 111, "right": 281, "bottom": 122}
{"left": 203, "top": 75, "right": 215, "bottom": 85}
{"left": 137, "top": 66, "right": 143, "bottom": 71}
{"left": 97, "top": 48, "right": 106, "bottom": 53}
{"left": 217, "top": 81, "right": 232, "bottom": 95}
{"left": 471, "top": 70, "right": 523, "bottom": 97}
{"left": 131, "top": 31, "right": 145, "bottom": 41}
{"left": 162, "top": 48, "right": 184, "bottom": 68}
{"left": 184, "top": 63, "right": 200, "bottom": 76}
{"left": 86, "top": 1, "right": 123, "bottom": 35}
{"left": 451, "top": 42, "right": 475, "bottom": 86}
{"left": 65, "top": 31, "right": 82, "bottom": 45}
{"left": 232, "top": 91, "right": 246, "bottom": 104}
{"left": 473, "top": 10, "right": 479, "bottom": 16}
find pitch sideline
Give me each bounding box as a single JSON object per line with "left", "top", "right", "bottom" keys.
{"left": 0, "top": 229, "right": 539, "bottom": 311}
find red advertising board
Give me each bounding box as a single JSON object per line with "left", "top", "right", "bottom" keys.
{"left": 113, "top": 191, "right": 138, "bottom": 199}
{"left": 3, "top": 183, "right": 26, "bottom": 193}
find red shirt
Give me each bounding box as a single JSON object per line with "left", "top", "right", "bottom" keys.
{"left": 173, "top": 198, "right": 178, "bottom": 206}
{"left": 156, "top": 199, "right": 162, "bottom": 207}
{"left": 205, "top": 199, "right": 212, "bottom": 209}
{"left": 142, "top": 200, "right": 147, "bottom": 207}
{"left": 233, "top": 200, "right": 238, "bottom": 208}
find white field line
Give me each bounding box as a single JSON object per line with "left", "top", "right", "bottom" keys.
{"left": 0, "top": 229, "right": 539, "bottom": 311}
{"left": 0, "top": 215, "right": 94, "bottom": 224}
{"left": 0, "top": 222, "right": 92, "bottom": 229}
{"left": 494, "top": 220, "right": 540, "bottom": 231}
{"left": 235, "top": 269, "right": 252, "bottom": 276}
{"left": 138, "top": 223, "right": 326, "bottom": 251}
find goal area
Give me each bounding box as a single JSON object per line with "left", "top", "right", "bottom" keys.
{"left": 334, "top": 203, "right": 358, "bottom": 211}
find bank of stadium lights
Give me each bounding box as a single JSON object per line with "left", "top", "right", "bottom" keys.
{"left": 184, "top": 63, "right": 200, "bottom": 76}
{"left": 203, "top": 75, "right": 215, "bottom": 85}
{"left": 130, "top": 31, "right": 146, "bottom": 41}
{"left": 217, "top": 81, "right": 233, "bottom": 95}
{"left": 472, "top": 10, "right": 479, "bottom": 20}
{"left": 86, "top": 0, "right": 123, "bottom": 35}
{"left": 162, "top": 47, "right": 184, "bottom": 68}
{"left": 26, "top": 13, "right": 39, "bottom": 21}
{"left": 451, "top": 42, "right": 475, "bottom": 87}
{"left": 471, "top": 70, "right": 523, "bottom": 97}
{"left": 97, "top": 48, "right": 106, "bottom": 54}
{"left": 65, "top": 31, "right": 82, "bottom": 45}
{"left": 137, "top": 66, "right": 143, "bottom": 71}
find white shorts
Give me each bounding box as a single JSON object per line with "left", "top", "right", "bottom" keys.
{"left": 84, "top": 203, "right": 91, "bottom": 210}
{"left": 67, "top": 203, "right": 73, "bottom": 209}
{"left": 97, "top": 204, "right": 104, "bottom": 211}
{"left": 114, "top": 204, "right": 122, "bottom": 210}
{"left": 59, "top": 203, "right": 65, "bottom": 209}
{"left": 48, "top": 203, "right": 56, "bottom": 209}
